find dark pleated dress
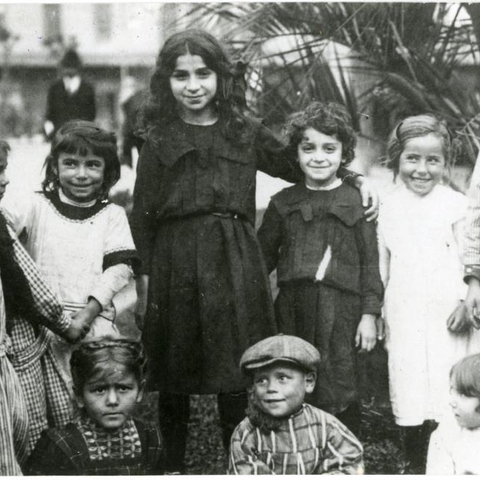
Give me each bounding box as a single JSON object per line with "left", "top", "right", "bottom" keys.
{"left": 258, "top": 182, "right": 383, "bottom": 414}
{"left": 130, "top": 117, "right": 299, "bottom": 395}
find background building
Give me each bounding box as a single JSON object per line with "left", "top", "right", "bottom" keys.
{"left": 0, "top": 3, "right": 192, "bottom": 136}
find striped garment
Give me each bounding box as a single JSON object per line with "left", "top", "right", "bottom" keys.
{"left": 6, "top": 223, "right": 73, "bottom": 453}
{"left": 228, "top": 403, "right": 364, "bottom": 475}
{"left": 464, "top": 153, "right": 480, "bottom": 279}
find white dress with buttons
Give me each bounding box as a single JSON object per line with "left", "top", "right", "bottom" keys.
{"left": 378, "top": 183, "right": 480, "bottom": 426}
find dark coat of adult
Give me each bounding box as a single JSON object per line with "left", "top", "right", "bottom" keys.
{"left": 45, "top": 79, "right": 96, "bottom": 138}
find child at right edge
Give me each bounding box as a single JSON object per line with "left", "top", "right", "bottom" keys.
{"left": 228, "top": 334, "right": 364, "bottom": 475}
{"left": 427, "top": 353, "right": 480, "bottom": 475}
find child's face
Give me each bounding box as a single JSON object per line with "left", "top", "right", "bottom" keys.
{"left": 297, "top": 128, "right": 343, "bottom": 189}
{"left": 449, "top": 383, "right": 480, "bottom": 430}
{"left": 76, "top": 362, "right": 144, "bottom": 431}
{"left": 0, "top": 155, "right": 9, "bottom": 201}
{"left": 170, "top": 53, "right": 218, "bottom": 123}
{"left": 252, "top": 362, "right": 315, "bottom": 419}
{"left": 398, "top": 133, "right": 446, "bottom": 196}
{"left": 56, "top": 150, "right": 105, "bottom": 203}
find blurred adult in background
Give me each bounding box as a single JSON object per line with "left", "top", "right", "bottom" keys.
{"left": 119, "top": 76, "right": 146, "bottom": 168}
{"left": 44, "top": 49, "right": 96, "bottom": 141}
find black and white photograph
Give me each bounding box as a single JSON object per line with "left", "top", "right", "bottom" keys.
{"left": 0, "top": 1, "right": 479, "bottom": 475}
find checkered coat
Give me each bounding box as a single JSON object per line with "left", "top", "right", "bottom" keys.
{"left": 5, "top": 221, "right": 73, "bottom": 453}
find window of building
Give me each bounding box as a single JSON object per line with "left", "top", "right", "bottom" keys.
{"left": 43, "top": 4, "right": 62, "bottom": 40}
{"left": 94, "top": 4, "right": 112, "bottom": 41}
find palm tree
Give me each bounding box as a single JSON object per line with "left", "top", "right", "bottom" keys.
{"left": 184, "top": 3, "right": 480, "bottom": 168}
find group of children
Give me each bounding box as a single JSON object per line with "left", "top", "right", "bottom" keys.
{"left": 0, "top": 26, "right": 480, "bottom": 475}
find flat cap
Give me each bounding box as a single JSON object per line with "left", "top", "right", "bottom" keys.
{"left": 240, "top": 334, "right": 320, "bottom": 373}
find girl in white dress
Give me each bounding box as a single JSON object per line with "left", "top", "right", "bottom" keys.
{"left": 3, "top": 121, "right": 139, "bottom": 448}
{"left": 378, "top": 114, "right": 478, "bottom": 473}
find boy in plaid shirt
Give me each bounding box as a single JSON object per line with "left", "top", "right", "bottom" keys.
{"left": 228, "top": 334, "right": 364, "bottom": 475}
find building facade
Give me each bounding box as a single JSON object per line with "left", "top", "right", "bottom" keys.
{"left": 0, "top": 3, "right": 191, "bottom": 136}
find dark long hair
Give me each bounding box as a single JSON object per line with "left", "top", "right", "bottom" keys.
{"left": 42, "top": 120, "right": 120, "bottom": 200}
{"left": 140, "top": 29, "right": 252, "bottom": 144}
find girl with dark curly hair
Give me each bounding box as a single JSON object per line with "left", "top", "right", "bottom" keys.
{"left": 258, "top": 101, "right": 383, "bottom": 436}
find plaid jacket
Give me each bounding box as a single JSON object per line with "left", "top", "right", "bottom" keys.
{"left": 5, "top": 222, "right": 73, "bottom": 451}
{"left": 228, "top": 403, "right": 364, "bottom": 475}
{"left": 25, "top": 418, "right": 164, "bottom": 475}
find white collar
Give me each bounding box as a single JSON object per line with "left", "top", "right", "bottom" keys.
{"left": 305, "top": 178, "right": 342, "bottom": 191}
{"left": 59, "top": 189, "right": 97, "bottom": 208}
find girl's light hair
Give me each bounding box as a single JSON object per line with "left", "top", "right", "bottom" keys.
{"left": 450, "top": 353, "right": 480, "bottom": 400}
{"left": 386, "top": 114, "right": 458, "bottom": 178}
{"left": 42, "top": 120, "right": 121, "bottom": 200}
{"left": 70, "top": 335, "right": 147, "bottom": 393}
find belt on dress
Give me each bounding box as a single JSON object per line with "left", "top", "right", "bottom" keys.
{"left": 159, "top": 211, "right": 244, "bottom": 225}
{"left": 211, "top": 212, "right": 239, "bottom": 219}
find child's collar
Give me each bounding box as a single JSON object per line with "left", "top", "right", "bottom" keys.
{"left": 59, "top": 188, "right": 98, "bottom": 208}
{"left": 305, "top": 177, "right": 342, "bottom": 191}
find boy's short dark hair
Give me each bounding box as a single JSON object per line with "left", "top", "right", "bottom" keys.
{"left": 283, "top": 102, "right": 357, "bottom": 166}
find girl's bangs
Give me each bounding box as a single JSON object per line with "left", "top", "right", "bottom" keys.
{"left": 451, "top": 356, "right": 480, "bottom": 398}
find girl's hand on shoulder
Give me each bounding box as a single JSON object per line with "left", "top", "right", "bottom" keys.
{"left": 355, "top": 314, "right": 377, "bottom": 352}
{"left": 447, "top": 301, "right": 470, "bottom": 333}
{"left": 354, "top": 176, "right": 379, "bottom": 222}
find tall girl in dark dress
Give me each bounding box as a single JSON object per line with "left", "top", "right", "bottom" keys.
{"left": 130, "top": 29, "right": 376, "bottom": 473}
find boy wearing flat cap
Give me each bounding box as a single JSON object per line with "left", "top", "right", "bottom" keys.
{"left": 228, "top": 334, "right": 364, "bottom": 475}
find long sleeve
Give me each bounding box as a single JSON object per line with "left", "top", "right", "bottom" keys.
{"left": 355, "top": 218, "right": 383, "bottom": 315}
{"left": 257, "top": 200, "right": 283, "bottom": 274}
{"left": 254, "top": 123, "right": 300, "bottom": 183}
{"left": 10, "top": 226, "right": 71, "bottom": 335}
{"left": 322, "top": 417, "right": 364, "bottom": 474}
{"left": 90, "top": 264, "right": 132, "bottom": 310}
{"left": 228, "top": 425, "right": 274, "bottom": 475}
{"left": 228, "top": 406, "right": 364, "bottom": 475}
{"left": 130, "top": 141, "right": 162, "bottom": 275}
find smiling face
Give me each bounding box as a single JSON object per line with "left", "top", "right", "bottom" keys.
{"left": 0, "top": 155, "right": 9, "bottom": 201}
{"left": 297, "top": 128, "right": 344, "bottom": 189}
{"left": 57, "top": 150, "right": 105, "bottom": 203}
{"left": 252, "top": 363, "right": 315, "bottom": 418}
{"left": 169, "top": 53, "right": 218, "bottom": 124}
{"left": 77, "top": 362, "right": 143, "bottom": 431}
{"left": 398, "top": 133, "right": 446, "bottom": 196}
